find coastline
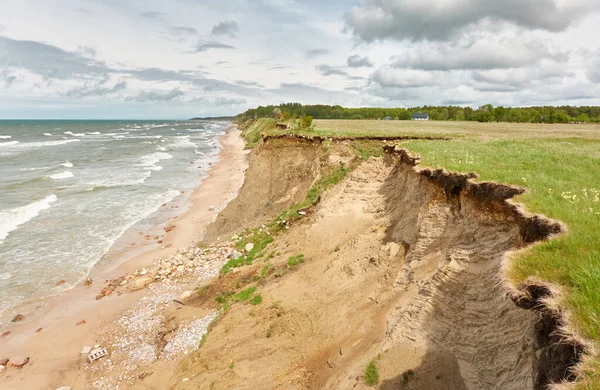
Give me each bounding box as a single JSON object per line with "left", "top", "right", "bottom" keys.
{"left": 0, "top": 124, "right": 249, "bottom": 389}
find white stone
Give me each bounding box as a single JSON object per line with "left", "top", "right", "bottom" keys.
{"left": 56, "top": 387, "right": 72, "bottom": 390}
{"left": 0, "top": 365, "right": 6, "bottom": 373}
{"left": 182, "top": 378, "right": 190, "bottom": 382}
{"left": 245, "top": 243, "right": 255, "bottom": 252}
{"left": 80, "top": 346, "right": 92, "bottom": 354}
{"left": 177, "top": 266, "right": 184, "bottom": 273}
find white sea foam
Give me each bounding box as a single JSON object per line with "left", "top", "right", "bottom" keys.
{"left": 0, "top": 135, "right": 11, "bottom": 139}
{"left": 61, "top": 161, "right": 74, "bottom": 168}
{"left": 168, "top": 136, "right": 197, "bottom": 149}
{"left": 137, "top": 152, "right": 173, "bottom": 171}
{"left": 0, "top": 194, "right": 58, "bottom": 244}
{"left": 87, "top": 132, "right": 101, "bottom": 135}
{"left": 43, "top": 133, "right": 53, "bottom": 136}
{"left": 0, "top": 273, "right": 11, "bottom": 280}
{"left": 64, "top": 131, "right": 86, "bottom": 137}
{"left": 49, "top": 171, "right": 74, "bottom": 180}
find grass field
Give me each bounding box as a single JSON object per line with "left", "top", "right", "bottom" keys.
{"left": 242, "top": 118, "right": 600, "bottom": 385}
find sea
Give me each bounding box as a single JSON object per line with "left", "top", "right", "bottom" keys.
{"left": 0, "top": 120, "right": 229, "bottom": 320}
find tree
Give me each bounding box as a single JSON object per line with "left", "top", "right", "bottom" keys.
{"left": 301, "top": 116, "right": 313, "bottom": 129}
{"left": 273, "top": 107, "right": 282, "bottom": 120}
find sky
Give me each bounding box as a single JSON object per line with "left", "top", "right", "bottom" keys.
{"left": 1, "top": 0, "right": 600, "bottom": 119}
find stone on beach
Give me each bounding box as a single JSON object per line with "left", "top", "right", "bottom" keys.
{"left": 80, "top": 346, "right": 92, "bottom": 355}
{"left": 56, "top": 279, "right": 66, "bottom": 286}
{"left": 129, "top": 276, "right": 153, "bottom": 291}
{"left": 2, "top": 331, "right": 11, "bottom": 337}
{"left": 0, "top": 358, "right": 8, "bottom": 366}
{"left": 0, "top": 365, "right": 5, "bottom": 373}
{"left": 11, "top": 357, "right": 29, "bottom": 367}
{"left": 76, "top": 319, "right": 86, "bottom": 326}
{"left": 179, "top": 291, "right": 194, "bottom": 300}
{"left": 56, "top": 387, "right": 72, "bottom": 390}
{"left": 11, "top": 314, "right": 24, "bottom": 322}
{"left": 84, "top": 278, "right": 93, "bottom": 287}
{"left": 245, "top": 243, "right": 254, "bottom": 252}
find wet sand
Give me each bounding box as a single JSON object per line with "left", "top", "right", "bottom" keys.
{"left": 0, "top": 125, "right": 249, "bottom": 389}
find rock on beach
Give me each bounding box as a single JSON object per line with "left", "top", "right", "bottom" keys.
{"left": 11, "top": 357, "right": 29, "bottom": 367}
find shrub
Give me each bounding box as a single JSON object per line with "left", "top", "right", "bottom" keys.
{"left": 365, "top": 360, "right": 380, "bottom": 386}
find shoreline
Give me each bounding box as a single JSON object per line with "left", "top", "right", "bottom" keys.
{"left": 0, "top": 124, "right": 249, "bottom": 389}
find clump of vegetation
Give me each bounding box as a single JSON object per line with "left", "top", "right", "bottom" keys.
{"left": 287, "top": 254, "right": 305, "bottom": 267}
{"left": 234, "top": 286, "right": 257, "bottom": 302}
{"left": 238, "top": 118, "right": 276, "bottom": 148}
{"left": 351, "top": 140, "right": 384, "bottom": 160}
{"left": 229, "top": 360, "right": 235, "bottom": 369}
{"left": 301, "top": 115, "right": 314, "bottom": 129}
{"left": 250, "top": 294, "right": 263, "bottom": 305}
{"left": 365, "top": 359, "right": 380, "bottom": 386}
{"left": 402, "top": 369, "right": 415, "bottom": 385}
{"left": 199, "top": 334, "right": 207, "bottom": 347}
{"left": 197, "top": 285, "right": 208, "bottom": 295}
{"left": 266, "top": 324, "right": 273, "bottom": 338}
{"left": 221, "top": 232, "right": 274, "bottom": 274}
{"left": 261, "top": 263, "right": 274, "bottom": 277}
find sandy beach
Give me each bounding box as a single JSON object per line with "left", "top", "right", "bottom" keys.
{"left": 0, "top": 125, "right": 248, "bottom": 389}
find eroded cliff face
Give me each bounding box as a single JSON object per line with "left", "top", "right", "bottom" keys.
{"left": 174, "top": 137, "right": 580, "bottom": 390}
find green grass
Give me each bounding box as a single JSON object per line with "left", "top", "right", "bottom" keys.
{"left": 234, "top": 286, "right": 257, "bottom": 302}
{"left": 350, "top": 140, "right": 385, "bottom": 160}
{"left": 261, "top": 263, "right": 274, "bottom": 277}
{"left": 240, "top": 118, "right": 277, "bottom": 148}
{"left": 221, "top": 233, "right": 274, "bottom": 274}
{"left": 287, "top": 254, "right": 305, "bottom": 267}
{"left": 365, "top": 359, "right": 380, "bottom": 386}
{"left": 250, "top": 294, "right": 263, "bottom": 305}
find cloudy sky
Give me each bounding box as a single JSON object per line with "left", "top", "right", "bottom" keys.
{"left": 1, "top": 0, "right": 600, "bottom": 119}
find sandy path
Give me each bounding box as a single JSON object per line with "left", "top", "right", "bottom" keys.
{"left": 0, "top": 126, "right": 249, "bottom": 390}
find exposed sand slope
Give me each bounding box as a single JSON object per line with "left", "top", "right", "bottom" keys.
{"left": 163, "top": 139, "right": 563, "bottom": 389}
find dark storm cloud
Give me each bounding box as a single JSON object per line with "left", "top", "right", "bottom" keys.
{"left": 315, "top": 64, "right": 348, "bottom": 76}
{"left": 194, "top": 41, "right": 235, "bottom": 52}
{"left": 211, "top": 20, "right": 240, "bottom": 38}
{"left": 347, "top": 55, "right": 374, "bottom": 68}
{"left": 305, "top": 49, "right": 330, "bottom": 59}
{"left": 344, "top": 0, "right": 600, "bottom": 42}
{"left": 64, "top": 81, "right": 127, "bottom": 98}
{"left": 0, "top": 36, "right": 111, "bottom": 79}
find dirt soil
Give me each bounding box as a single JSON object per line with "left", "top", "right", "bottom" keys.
{"left": 153, "top": 138, "right": 556, "bottom": 390}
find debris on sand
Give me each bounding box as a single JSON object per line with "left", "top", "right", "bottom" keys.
{"left": 10, "top": 314, "right": 24, "bottom": 322}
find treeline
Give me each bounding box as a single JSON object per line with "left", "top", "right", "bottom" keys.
{"left": 237, "top": 103, "right": 600, "bottom": 123}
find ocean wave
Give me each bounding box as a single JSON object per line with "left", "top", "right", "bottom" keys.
{"left": 87, "top": 132, "right": 101, "bottom": 135}
{"left": 0, "top": 194, "right": 58, "bottom": 244}
{"left": 137, "top": 152, "right": 173, "bottom": 171}
{"left": 64, "top": 131, "right": 86, "bottom": 137}
{"left": 168, "top": 136, "right": 197, "bottom": 149}
{"left": 0, "top": 141, "right": 20, "bottom": 147}
{"left": 49, "top": 171, "right": 74, "bottom": 180}
{"left": 61, "top": 161, "right": 74, "bottom": 168}
{"left": 20, "top": 166, "right": 51, "bottom": 172}
{"left": 0, "top": 135, "right": 11, "bottom": 139}
{"left": 85, "top": 171, "right": 152, "bottom": 189}
{"left": 43, "top": 133, "right": 52, "bottom": 136}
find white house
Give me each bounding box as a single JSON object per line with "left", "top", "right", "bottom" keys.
{"left": 412, "top": 113, "right": 429, "bottom": 121}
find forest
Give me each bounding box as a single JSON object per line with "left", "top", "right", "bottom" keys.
{"left": 237, "top": 103, "right": 600, "bottom": 123}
